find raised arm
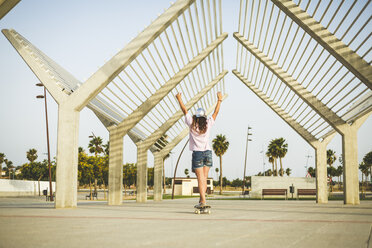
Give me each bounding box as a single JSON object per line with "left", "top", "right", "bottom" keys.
{"left": 175, "top": 92, "right": 188, "bottom": 115}
{"left": 212, "top": 92, "right": 222, "bottom": 120}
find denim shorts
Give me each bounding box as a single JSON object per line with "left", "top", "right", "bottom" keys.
{"left": 192, "top": 150, "right": 213, "bottom": 172}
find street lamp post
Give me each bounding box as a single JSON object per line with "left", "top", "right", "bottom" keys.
{"left": 36, "top": 83, "right": 53, "bottom": 201}
{"left": 242, "top": 126, "right": 252, "bottom": 194}
{"left": 260, "top": 145, "right": 266, "bottom": 176}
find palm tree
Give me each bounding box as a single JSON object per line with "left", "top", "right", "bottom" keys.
{"left": 327, "top": 149, "right": 337, "bottom": 192}
{"left": 266, "top": 152, "right": 275, "bottom": 176}
{"left": 274, "top": 138, "right": 288, "bottom": 176}
{"left": 359, "top": 162, "right": 369, "bottom": 198}
{"left": 4, "top": 159, "right": 14, "bottom": 179}
{"left": 26, "top": 149, "right": 38, "bottom": 163}
{"left": 215, "top": 167, "right": 219, "bottom": 181}
{"left": 267, "top": 141, "right": 279, "bottom": 176}
{"left": 212, "top": 134, "right": 229, "bottom": 195}
{"left": 285, "top": 168, "right": 291, "bottom": 176}
{"left": 307, "top": 167, "right": 316, "bottom": 177}
{"left": 363, "top": 151, "right": 372, "bottom": 184}
{"left": 0, "top": 153, "right": 5, "bottom": 179}
{"left": 327, "top": 149, "right": 337, "bottom": 167}
{"left": 88, "top": 136, "right": 104, "bottom": 156}
{"left": 88, "top": 135, "right": 104, "bottom": 197}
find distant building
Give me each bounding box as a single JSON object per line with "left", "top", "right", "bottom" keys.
{"left": 172, "top": 177, "right": 214, "bottom": 196}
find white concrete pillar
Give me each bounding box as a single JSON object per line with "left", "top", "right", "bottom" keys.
{"left": 154, "top": 152, "right": 164, "bottom": 201}
{"left": 342, "top": 126, "right": 359, "bottom": 205}
{"left": 342, "top": 112, "right": 371, "bottom": 205}
{"left": 136, "top": 145, "right": 148, "bottom": 203}
{"left": 55, "top": 106, "right": 79, "bottom": 209}
{"left": 314, "top": 144, "right": 328, "bottom": 204}
{"left": 312, "top": 133, "right": 336, "bottom": 204}
{"left": 108, "top": 128, "right": 124, "bottom": 205}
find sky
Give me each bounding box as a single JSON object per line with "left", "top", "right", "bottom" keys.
{"left": 0, "top": 0, "right": 371, "bottom": 181}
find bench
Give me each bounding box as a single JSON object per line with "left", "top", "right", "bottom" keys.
{"left": 262, "top": 189, "right": 287, "bottom": 200}
{"left": 297, "top": 189, "right": 316, "bottom": 199}
{"left": 86, "top": 192, "right": 98, "bottom": 200}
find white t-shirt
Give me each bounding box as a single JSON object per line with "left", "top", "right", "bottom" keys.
{"left": 184, "top": 113, "right": 215, "bottom": 151}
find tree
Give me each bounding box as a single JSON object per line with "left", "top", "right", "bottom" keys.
{"left": 327, "top": 166, "right": 337, "bottom": 191}
{"left": 363, "top": 151, "right": 372, "bottom": 184}
{"left": 78, "top": 150, "right": 94, "bottom": 198}
{"left": 326, "top": 149, "right": 337, "bottom": 192}
{"left": 285, "top": 168, "right": 291, "bottom": 176}
{"left": 265, "top": 169, "right": 273, "bottom": 176}
{"left": 327, "top": 149, "right": 336, "bottom": 167}
{"left": 123, "top": 163, "right": 137, "bottom": 192}
{"left": 336, "top": 166, "right": 343, "bottom": 189}
{"left": 267, "top": 138, "right": 288, "bottom": 176}
{"left": 265, "top": 152, "right": 275, "bottom": 176}
{"left": 231, "top": 178, "right": 243, "bottom": 188}
{"left": 26, "top": 148, "right": 38, "bottom": 163}
{"left": 215, "top": 167, "right": 219, "bottom": 181}
{"left": 267, "top": 143, "right": 278, "bottom": 176}
{"left": 103, "top": 141, "right": 110, "bottom": 156}
{"left": 359, "top": 162, "right": 369, "bottom": 198}
{"left": 0, "top": 153, "right": 5, "bottom": 179}
{"left": 4, "top": 159, "right": 14, "bottom": 179}
{"left": 88, "top": 136, "right": 104, "bottom": 156}
{"left": 212, "top": 134, "right": 229, "bottom": 195}
{"left": 307, "top": 167, "right": 316, "bottom": 177}
{"left": 274, "top": 138, "right": 288, "bottom": 176}
{"left": 184, "top": 168, "right": 190, "bottom": 178}
{"left": 88, "top": 135, "right": 105, "bottom": 197}
{"left": 148, "top": 167, "right": 154, "bottom": 188}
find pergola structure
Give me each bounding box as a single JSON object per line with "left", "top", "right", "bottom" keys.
{"left": 3, "top": 0, "right": 227, "bottom": 208}
{"left": 0, "top": 0, "right": 20, "bottom": 20}
{"left": 2, "top": 0, "right": 371, "bottom": 208}
{"left": 233, "top": 0, "right": 372, "bottom": 205}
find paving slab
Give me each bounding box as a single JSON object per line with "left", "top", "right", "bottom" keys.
{"left": 0, "top": 197, "right": 371, "bottom": 248}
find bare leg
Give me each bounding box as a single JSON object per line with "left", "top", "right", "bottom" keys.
{"left": 195, "top": 168, "right": 206, "bottom": 204}
{"left": 203, "top": 166, "right": 210, "bottom": 197}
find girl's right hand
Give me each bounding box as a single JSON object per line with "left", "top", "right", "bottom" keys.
{"left": 217, "top": 92, "right": 222, "bottom": 101}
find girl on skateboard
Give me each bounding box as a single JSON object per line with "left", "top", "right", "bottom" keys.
{"left": 175, "top": 92, "right": 222, "bottom": 208}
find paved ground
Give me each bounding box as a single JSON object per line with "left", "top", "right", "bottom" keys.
{"left": 0, "top": 197, "right": 371, "bottom": 248}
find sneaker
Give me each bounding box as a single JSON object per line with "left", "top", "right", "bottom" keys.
{"left": 194, "top": 202, "right": 206, "bottom": 208}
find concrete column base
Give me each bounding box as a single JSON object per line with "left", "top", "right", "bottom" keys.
{"left": 108, "top": 128, "right": 123, "bottom": 206}
{"left": 55, "top": 106, "right": 79, "bottom": 209}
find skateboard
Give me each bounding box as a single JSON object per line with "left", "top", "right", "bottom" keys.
{"left": 194, "top": 205, "right": 211, "bottom": 214}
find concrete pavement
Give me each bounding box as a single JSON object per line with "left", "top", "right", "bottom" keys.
{"left": 0, "top": 197, "right": 371, "bottom": 248}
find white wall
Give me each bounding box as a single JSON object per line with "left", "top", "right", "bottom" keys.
{"left": 0, "top": 179, "right": 56, "bottom": 196}
{"left": 251, "top": 176, "right": 316, "bottom": 198}
{"left": 173, "top": 178, "right": 214, "bottom": 196}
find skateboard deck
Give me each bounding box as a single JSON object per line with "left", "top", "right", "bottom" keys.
{"left": 194, "top": 205, "right": 211, "bottom": 214}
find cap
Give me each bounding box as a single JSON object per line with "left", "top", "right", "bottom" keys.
{"left": 195, "top": 108, "right": 206, "bottom": 118}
